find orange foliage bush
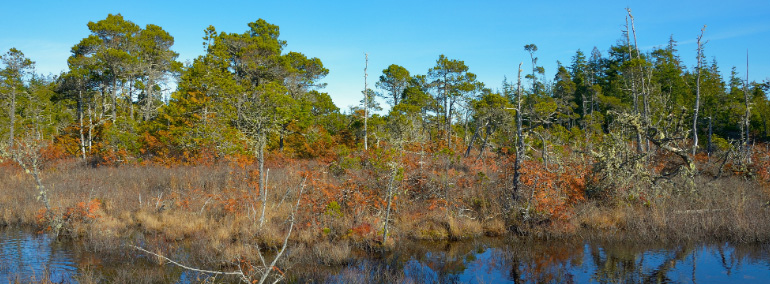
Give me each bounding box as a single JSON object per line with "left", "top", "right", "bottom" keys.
{"left": 97, "top": 147, "right": 131, "bottom": 166}
{"left": 51, "top": 128, "right": 82, "bottom": 158}
{"left": 753, "top": 144, "right": 770, "bottom": 187}
{"left": 349, "top": 222, "right": 374, "bottom": 238}
{"left": 63, "top": 198, "right": 103, "bottom": 222}
{"left": 520, "top": 160, "right": 588, "bottom": 221}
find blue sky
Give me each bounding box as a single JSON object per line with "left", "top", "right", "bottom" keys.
{"left": 2, "top": 0, "right": 768, "bottom": 111}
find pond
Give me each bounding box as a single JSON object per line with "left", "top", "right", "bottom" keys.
{"left": 0, "top": 228, "right": 79, "bottom": 283}
{"left": 2, "top": 228, "right": 770, "bottom": 283}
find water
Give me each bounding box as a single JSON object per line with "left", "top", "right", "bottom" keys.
{"left": 2, "top": 228, "right": 770, "bottom": 283}
{"left": 0, "top": 228, "right": 79, "bottom": 283}
{"left": 0, "top": 228, "right": 198, "bottom": 283}
{"left": 311, "top": 240, "right": 770, "bottom": 283}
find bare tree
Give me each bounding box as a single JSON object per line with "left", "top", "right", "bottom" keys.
{"left": 381, "top": 162, "right": 399, "bottom": 245}
{"left": 627, "top": 8, "right": 652, "bottom": 152}
{"left": 363, "top": 53, "right": 369, "bottom": 151}
{"left": 692, "top": 26, "right": 706, "bottom": 156}
{"left": 624, "top": 12, "right": 644, "bottom": 153}
{"left": 512, "top": 63, "right": 524, "bottom": 203}
{"left": 742, "top": 50, "right": 751, "bottom": 163}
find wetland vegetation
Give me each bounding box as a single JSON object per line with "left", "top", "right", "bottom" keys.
{"left": 1, "top": 9, "right": 770, "bottom": 283}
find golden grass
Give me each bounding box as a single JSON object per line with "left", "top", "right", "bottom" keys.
{"left": 448, "top": 216, "right": 483, "bottom": 240}
{"left": 313, "top": 240, "right": 352, "bottom": 265}
{"left": 2, "top": 156, "right": 770, "bottom": 284}
{"left": 574, "top": 203, "right": 628, "bottom": 231}
{"left": 482, "top": 218, "right": 506, "bottom": 236}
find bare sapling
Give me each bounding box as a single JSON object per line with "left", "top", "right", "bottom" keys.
{"left": 381, "top": 162, "right": 399, "bottom": 245}
{"left": 11, "top": 129, "right": 63, "bottom": 236}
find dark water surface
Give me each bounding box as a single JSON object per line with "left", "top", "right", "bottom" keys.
{"left": 2, "top": 228, "right": 770, "bottom": 283}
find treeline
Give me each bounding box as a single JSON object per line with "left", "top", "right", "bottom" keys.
{"left": 1, "top": 13, "right": 770, "bottom": 180}
{"left": 4, "top": 14, "right": 770, "bottom": 280}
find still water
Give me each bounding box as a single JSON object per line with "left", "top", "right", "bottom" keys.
{"left": 2, "top": 228, "right": 769, "bottom": 283}
{"left": 0, "top": 228, "right": 79, "bottom": 283}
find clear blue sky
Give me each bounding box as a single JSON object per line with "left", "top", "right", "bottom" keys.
{"left": 2, "top": 0, "right": 768, "bottom": 111}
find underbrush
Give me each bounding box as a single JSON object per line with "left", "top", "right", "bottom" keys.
{"left": 573, "top": 176, "right": 770, "bottom": 243}
{"left": 1, "top": 144, "right": 769, "bottom": 282}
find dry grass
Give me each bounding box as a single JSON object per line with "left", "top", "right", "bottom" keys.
{"left": 2, "top": 159, "right": 769, "bottom": 248}
{"left": 2, "top": 153, "right": 770, "bottom": 282}
{"left": 397, "top": 210, "right": 449, "bottom": 240}
{"left": 574, "top": 202, "right": 628, "bottom": 231}
{"left": 482, "top": 218, "right": 507, "bottom": 236}
{"left": 313, "top": 240, "right": 352, "bottom": 265}
{"left": 570, "top": 176, "right": 770, "bottom": 243}
{"left": 448, "top": 216, "right": 483, "bottom": 240}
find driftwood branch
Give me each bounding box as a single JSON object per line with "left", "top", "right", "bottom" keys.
{"left": 130, "top": 179, "right": 307, "bottom": 284}
{"left": 129, "top": 245, "right": 243, "bottom": 276}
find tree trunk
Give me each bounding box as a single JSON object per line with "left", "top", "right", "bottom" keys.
{"left": 88, "top": 103, "right": 94, "bottom": 152}
{"left": 258, "top": 136, "right": 267, "bottom": 227}
{"left": 446, "top": 98, "right": 454, "bottom": 149}
{"left": 128, "top": 75, "right": 134, "bottom": 119}
{"left": 111, "top": 78, "right": 118, "bottom": 122}
{"left": 692, "top": 26, "right": 705, "bottom": 156}
{"left": 78, "top": 90, "right": 87, "bottom": 161}
{"left": 743, "top": 51, "right": 751, "bottom": 163}
{"left": 625, "top": 14, "right": 643, "bottom": 153}
{"left": 465, "top": 120, "right": 490, "bottom": 158}
{"left": 363, "top": 53, "right": 369, "bottom": 151}
{"left": 8, "top": 90, "right": 15, "bottom": 149}
{"left": 144, "top": 78, "right": 154, "bottom": 121}
{"left": 477, "top": 124, "right": 493, "bottom": 160}
{"left": 628, "top": 9, "right": 649, "bottom": 152}
{"left": 707, "top": 117, "right": 713, "bottom": 157}
{"left": 382, "top": 164, "right": 397, "bottom": 245}
{"left": 513, "top": 63, "right": 524, "bottom": 202}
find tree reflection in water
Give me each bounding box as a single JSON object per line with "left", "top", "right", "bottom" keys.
{"left": 322, "top": 239, "right": 770, "bottom": 283}
{"left": 3, "top": 229, "right": 770, "bottom": 283}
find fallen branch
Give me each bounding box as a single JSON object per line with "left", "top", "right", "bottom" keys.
{"left": 130, "top": 180, "right": 307, "bottom": 284}
{"left": 129, "top": 245, "right": 243, "bottom": 276}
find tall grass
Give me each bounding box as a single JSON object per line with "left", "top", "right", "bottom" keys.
{"left": 1, "top": 146, "right": 769, "bottom": 282}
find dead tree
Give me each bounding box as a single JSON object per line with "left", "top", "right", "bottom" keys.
{"left": 363, "top": 53, "right": 369, "bottom": 151}
{"left": 624, "top": 13, "right": 644, "bottom": 153}
{"left": 627, "top": 8, "right": 652, "bottom": 152}
{"left": 512, "top": 63, "right": 524, "bottom": 203}
{"left": 11, "top": 130, "right": 63, "bottom": 236}
{"left": 742, "top": 51, "right": 751, "bottom": 163}
{"left": 381, "top": 162, "right": 399, "bottom": 245}
{"left": 692, "top": 26, "right": 706, "bottom": 156}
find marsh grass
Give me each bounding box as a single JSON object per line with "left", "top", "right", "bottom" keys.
{"left": 2, "top": 159, "right": 769, "bottom": 246}
{"left": 572, "top": 176, "right": 770, "bottom": 243}
{"left": 2, "top": 153, "right": 770, "bottom": 282}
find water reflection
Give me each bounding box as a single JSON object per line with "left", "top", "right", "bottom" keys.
{"left": 0, "top": 228, "right": 205, "bottom": 283}
{"left": 0, "top": 228, "right": 77, "bottom": 283}
{"left": 2, "top": 228, "right": 770, "bottom": 283}
{"left": 326, "top": 240, "right": 770, "bottom": 284}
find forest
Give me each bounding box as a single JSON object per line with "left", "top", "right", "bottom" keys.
{"left": 2, "top": 12, "right": 770, "bottom": 283}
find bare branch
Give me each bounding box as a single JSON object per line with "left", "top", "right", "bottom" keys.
{"left": 129, "top": 245, "right": 243, "bottom": 276}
